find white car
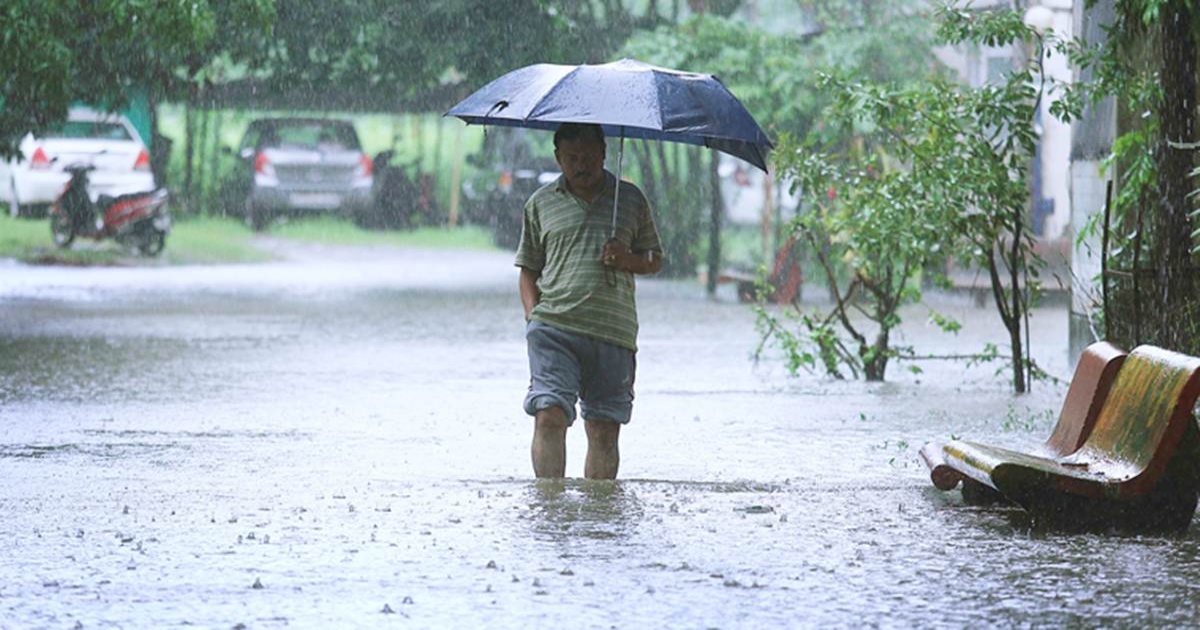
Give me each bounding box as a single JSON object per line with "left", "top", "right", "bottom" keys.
{"left": 1, "top": 107, "right": 156, "bottom": 218}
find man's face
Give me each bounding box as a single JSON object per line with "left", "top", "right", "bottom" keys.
{"left": 555, "top": 136, "right": 606, "bottom": 193}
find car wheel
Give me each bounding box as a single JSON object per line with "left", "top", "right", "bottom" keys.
{"left": 50, "top": 210, "right": 76, "bottom": 248}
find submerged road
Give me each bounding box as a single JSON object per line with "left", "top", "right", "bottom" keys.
{"left": 1, "top": 245, "right": 1198, "bottom": 628}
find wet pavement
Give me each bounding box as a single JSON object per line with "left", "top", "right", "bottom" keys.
{"left": 2, "top": 243, "right": 1199, "bottom": 628}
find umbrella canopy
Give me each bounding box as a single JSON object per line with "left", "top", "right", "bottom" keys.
{"left": 446, "top": 58, "right": 773, "bottom": 173}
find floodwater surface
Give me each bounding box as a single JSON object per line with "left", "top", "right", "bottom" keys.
{"left": 1, "top": 246, "right": 1199, "bottom": 628}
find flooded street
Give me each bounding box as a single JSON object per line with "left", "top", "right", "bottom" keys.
{"left": 2, "top": 245, "right": 1199, "bottom": 628}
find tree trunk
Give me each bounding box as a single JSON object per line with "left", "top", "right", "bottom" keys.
{"left": 1008, "top": 300, "right": 1026, "bottom": 392}
{"left": 707, "top": 152, "right": 722, "bottom": 296}
{"left": 864, "top": 329, "right": 889, "bottom": 381}
{"left": 634, "top": 141, "right": 659, "bottom": 210}
{"left": 432, "top": 116, "right": 445, "bottom": 205}
{"left": 207, "top": 109, "right": 223, "bottom": 214}
{"left": 195, "top": 108, "right": 210, "bottom": 214}
{"left": 1010, "top": 214, "right": 1027, "bottom": 394}
{"left": 1155, "top": 0, "right": 1197, "bottom": 352}
{"left": 987, "top": 245, "right": 1026, "bottom": 393}
{"left": 183, "top": 91, "right": 195, "bottom": 207}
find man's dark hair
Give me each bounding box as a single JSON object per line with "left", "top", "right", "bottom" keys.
{"left": 554, "top": 123, "right": 605, "bottom": 149}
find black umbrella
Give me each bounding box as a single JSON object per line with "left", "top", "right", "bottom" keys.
{"left": 446, "top": 58, "right": 774, "bottom": 233}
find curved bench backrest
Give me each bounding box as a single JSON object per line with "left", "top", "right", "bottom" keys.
{"left": 1045, "top": 341, "right": 1126, "bottom": 456}
{"left": 1077, "top": 345, "right": 1200, "bottom": 483}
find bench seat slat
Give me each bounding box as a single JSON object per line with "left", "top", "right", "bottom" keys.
{"left": 943, "top": 440, "right": 1126, "bottom": 501}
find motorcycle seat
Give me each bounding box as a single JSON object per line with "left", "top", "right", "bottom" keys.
{"left": 97, "top": 188, "right": 168, "bottom": 211}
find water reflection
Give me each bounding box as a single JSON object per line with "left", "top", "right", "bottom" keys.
{"left": 524, "top": 479, "right": 643, "bottom": 543}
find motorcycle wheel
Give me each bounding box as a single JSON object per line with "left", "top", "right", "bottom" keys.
{"left": 50, "top": 210, "right": 76, "bottom": 248}
{"left": 136, "top": 226, "right": 166, "bottom": 257}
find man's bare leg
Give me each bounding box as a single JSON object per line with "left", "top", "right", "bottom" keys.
{"left": 532, "top": 407, "right": 568, "bottom": 478}
{"left": 584, "top": 419, "right": 621, "bottom": 480}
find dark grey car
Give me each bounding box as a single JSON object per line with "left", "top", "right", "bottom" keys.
{"left": 235, "top": 118, "right": 373, "bottom": 230}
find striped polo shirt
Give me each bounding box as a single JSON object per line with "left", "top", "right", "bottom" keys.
{"left": 515, "top": 171, "right": 662, "bottom": 351}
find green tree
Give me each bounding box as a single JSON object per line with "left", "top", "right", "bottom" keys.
{"left": 0, "top": 0, "right": 273, "bottom": 159}
{"left": 761, "top": 6, "right": 1048, "bottom": 389}
{"left": 618, "top": 3, "right": 936, "bottom": 279}
{"left": 255, "top": 1, "right": 567, "bottom": 97}
{"left": 764, "top": 79, "right": 972, "bottom": 382}
{"left": 243, "top": 0, "right": 686, "bottom": 103}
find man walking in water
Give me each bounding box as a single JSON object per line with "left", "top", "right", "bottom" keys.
{"left": 515, "top": 123, "right": 663, "bottom": 479}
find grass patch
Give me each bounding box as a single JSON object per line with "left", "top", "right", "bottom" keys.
{"left": 1, "top": 211, "right": 496, "bottom": 267}
{"left": 165, "top": 216, "right": 274, "bottom": 264}
{"left": 0, "top": 212, "right": 272, "bottom": 266}
{"left": 0, "top": 213, "right": 49, "bottom": 254}
{"left": 271, "top": 216, "right": 496, "bottom": 250}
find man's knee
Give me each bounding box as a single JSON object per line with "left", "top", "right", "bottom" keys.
{"left": 535, "top": 406, "right": 569, "bottom": 431}
{"left": 584, "top": 419, "right": 620, "bottom": 444}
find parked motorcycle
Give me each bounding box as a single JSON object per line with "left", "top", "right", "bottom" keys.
{"left": 50, "top": 164, "right": 171, "bottom": 256}
{"left": 360, "top": 150, "right": 442, "bottom": 230}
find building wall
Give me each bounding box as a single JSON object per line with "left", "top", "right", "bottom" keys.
{"left": 934, "top": 0, "right": 1075, "bottom": 243}
{"left": 1035, "top": 0, "right": 1076, "bottom": 240}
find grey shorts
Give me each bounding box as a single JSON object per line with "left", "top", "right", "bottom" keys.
{"left": 524, "top": 320, "right": 636, "bottom": 426}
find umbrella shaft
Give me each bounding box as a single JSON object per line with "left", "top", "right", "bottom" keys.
{"left": 612, "top": 131, "right": 624, "bottom": 237}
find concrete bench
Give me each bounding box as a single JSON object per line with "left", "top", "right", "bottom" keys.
{"left": 920, "top": 341, "right": 1126, "bottom": 500}
{"left": 920, "top": 345, "right": 1200, "bottom": 532}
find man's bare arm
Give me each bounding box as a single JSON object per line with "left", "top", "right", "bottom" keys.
{"left": 519, "top": 267, "right": 541, "bottom": 320}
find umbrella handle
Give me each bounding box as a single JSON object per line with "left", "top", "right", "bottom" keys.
{"left": 605, "top": 129, "right": 625, "bottom": 288}
{"left": 611, "top": 129, "right": 625, "bottom": 238}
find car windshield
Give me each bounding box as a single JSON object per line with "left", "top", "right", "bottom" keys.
{"left": 46, "top": 121, "right": 132, "bottom": 141}
{"left": 260, "top": 123, "right": 360, "bottom": 151}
